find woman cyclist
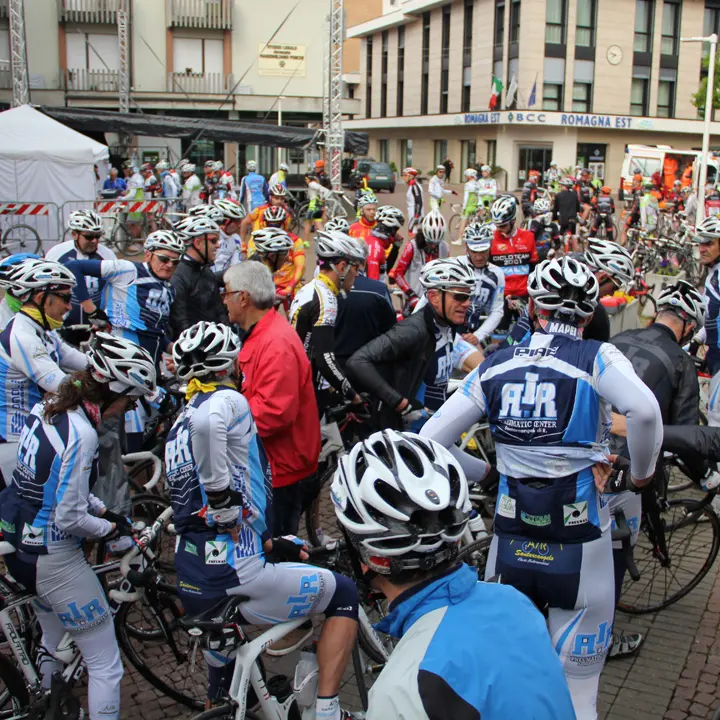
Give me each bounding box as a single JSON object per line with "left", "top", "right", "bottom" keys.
{"left": 0, "top": 333, "right": 157, "bottom": 720}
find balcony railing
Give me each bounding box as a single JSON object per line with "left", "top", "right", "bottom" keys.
{"left": 167, "top": 72, "right": 232, "bottom": 94}
{"left": 167, "top": 0, "right": 232, "bottom": 30}
{"left": 59, "top": 0, "right": 123, "bottom": 24}
{"left": 0, "top": 60, "right": 10, "bottom": 90}
{"left": 65, "top": 68, "right": 120, "bottom": 92}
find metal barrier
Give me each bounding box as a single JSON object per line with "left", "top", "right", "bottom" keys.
{"left": 0, "top": 202, "right": 61, "bottom": 257}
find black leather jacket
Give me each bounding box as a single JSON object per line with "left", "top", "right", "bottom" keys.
{"left": 662, "top": 425, "right": 719, "bottom": 481}
{"left": 169, "top": 255, "right": 228, "bottom": 339}
{"left": 347, "top": 303, "right": 438, "bottom": 429}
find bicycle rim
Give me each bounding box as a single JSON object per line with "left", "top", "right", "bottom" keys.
{"left": 618, "top": 496, "right": 720, "bottom": 614}
{"left": 1, "top": 225, "right": 42, "bottom": 257}
{"left": 357, "top": 595, "right": 394, "bottom": 665}
{"left": 305, "top": 463, "right": 340, "bottom": 548}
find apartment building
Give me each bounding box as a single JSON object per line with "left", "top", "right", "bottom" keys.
{"left": 0, "top": 0, "right": 378, "bottom": 169}
{"left": 346, "top": 0, "right": 720, "bottom": 190}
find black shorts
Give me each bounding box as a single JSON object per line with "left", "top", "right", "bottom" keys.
{"left": 306, "top": 208, "right": 323, "bottom": 220}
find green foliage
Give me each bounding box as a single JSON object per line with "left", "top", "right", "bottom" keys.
{"left": 692, "top": 53, "right": 720, "bottom": 115}
{"left": 389, "top": 161, "right": 398, "bottom": 173}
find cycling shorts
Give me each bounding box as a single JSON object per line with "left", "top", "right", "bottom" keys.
{"left": 306, "top": 208, "right": 324, "bottom": 220}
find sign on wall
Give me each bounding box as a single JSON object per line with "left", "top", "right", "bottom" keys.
{"left": 258, "top": 44, "right": 306, "bottom": 77}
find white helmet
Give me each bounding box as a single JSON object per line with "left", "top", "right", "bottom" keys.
{"left": 213, "top": 198, "right": 246, "bottom": 220}
{"left": 420, "top": 210, "right": 447, "bottom": 245}
{"left": 583, "top": 239, "right": 634, "bottom": 286}
{"left": 315, "top": 230, "right": 366, "bottom": 262}
{"left": 550, "top": 160, "right": 558, "bottom": 168}
{"left": 480, "top": 165, "right": 491, "bottom": 173}
{"left": 528, "top": 257, "right": 599, "bottom": 320}
{"left": 269, "top": 183, "right": 288, "bottom": 198}
{"left": 491, "top": 195, "right": 518, "bottom": 225}
{"left": 357, "top": 192, "right": 378, "bottom": 208}
{"left": 279, "top": 162, "right": 289, "bottom": 172}
{"left": 533, "top": 197, "right": 552, "bottom": 214}
{"left": 696, "top": 216, "right": 720, "bottom": 241}
{"left": 188, "top": 204, "right": 225, "bottom": 223}
{"left": 246, "top": 160, "right": 257, "bottom": 172}
{"left": 464, "top": 168, "right": 478, "bottom": 178}
{"left": 172, "top": 322, "right": 241, "bottom": 381}
{"left": 331, "top": 430, "right": 471, "bottom": 575}
{"left": 656, "top": 280, "right": 705, "bottom": 325}
{"left": 436, "top": 164, "right": 446, "bottom": 172}
{"left": 174, "top": 215, "right": 221, "bottom": 241}
{"left": 144, "top": 230, "right": 185, "bottom": 255}
{"left": 375, "top": 206, "right": 405, "bottom": 230}
{"left": 5, "top": 258, "right": 76, "bottom": 296}
{"left": 463, "top": 223, "right": 493, "bottom": 252}
{"left": 212, "top": 161, "right": 224, "bottom": 172}
{"left": 251, "top": 228, "right": 294, "bottom": 254}
{"left": 181, "top": 163, "right": 196, "bottom": 174}
{"left": 155, "top": 160, "right": 169, "bottom": 172}
{"left": 324, "top": 217, "right": 350, "bottom": 233}
{"left": 86, "top": 332, "right": 156, "bottom": 396}
{"left": 68, "top": 209, "right": 104, "bottom": 235}
{"left": 420, "top": 257, "right": 475, "bottom": 292}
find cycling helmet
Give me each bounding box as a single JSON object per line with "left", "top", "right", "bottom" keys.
{"left": 5, "top": 259, "right": 76, "bottom": 295}
{"left": 174, "top": 215, "right": 221, "bottom": 241}
{"left": 204, "top": 160, "right": 215, "bottom": 170}
{"left": 549, "top": 161, "right": 558, "bottom": 168}
{"left": 600, "top": 186, "right": 612, "bottom": 194}
{"left": 533, "top": 197, "right": 552, "bottom": 214}
{"left": 463, "top": 223, "right": 493, "bottom": 252}
{"left": 144, "top": 230, "right": 185, "bottom": 255}
{"left": 464, "top": 168, "right": 478, "bottom": 178}
{"left": 331, "top": 430, "right": 471, "bottom": 575}
{"left": 656, "top": 280, "right": 705, "bottom": 325}
{"left": 357, "top": 192, "right": 378, "bottom": 208}
{"left": 262, "top": 205, "right": 288, "bottom": 225}
{"left": 584, "top": 239, "right": 634, "bottom": 286}
{"left": 324, "top": 217, "right": 350, "bottom": 233}
{"left": 436, "top": 164, "right": 446, "bottom": 172}
{"left": 246, "top": 161, "right": 257, "bottom": 172}
{"left": 695, "top": 216, "right": 720, "bottom": 241}
{"left": 212, "top": 161, "right": 224, "bottom": 172}
{"left": 122, "top": 159, "right": 134, "bottom": 169}
{"left": 213, "top": 198, "right": 246, "bottom": 220}
{"left": 0, "top": 253, "right": 41, "bottom": 296}
{"left": 490, "top": 195, "right": 518, "bottom": 225}
{"left": 68, "top": 209, "right": 104, "bottom": 235}
{"left": 172, "top": 321, "right": 242, "bottom": 381}
{"left": 141, "top": 162, "right": 153, "bottom": 173}
{"left": 420, "top": 210, "right": 447, "bottom": 245}
{"left": 528, "top": 256, "right": 599, "bottom": 320}
{"left": 315, "top": 231, "right": 366, "bottom": 262}
{"left": 188, "top": 204, "right": 225, "bottom": 223}
{"left": 155, "top": 160, "right": 169, "bottom": 172}
{"left": 87, "top": 332, "right": 156, "bottom": 396}
{"left": 279, "top": 162, "right": 289, "bottom": 172}
{"left": 403, "top": 167, "right": 418, "bottom": 176}
{"left": 181, "top": 163, "right": 196, "bottom": 174}
{"left": 480, "top": 165, "right": 491, "bottom": 173}
{"left": 420, "top": 257, "right": 475, "bottom": 292}
{"left": 251, "top": 228, "right": 294, "bottom": 255}
{"left": 560, "top": 177, "right": 576, "bottom": 187}
{"left": 375, "top": 206, "right": 405, "bottom": 231}
{"left": 269, "top": 183, "right": 287, "bottom": 198}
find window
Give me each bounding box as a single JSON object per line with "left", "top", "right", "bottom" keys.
{"left": 661, "top": 1, "right": 680, "bottom": 56}
{"left": 440, "top": 6, "right": 450, "bottom": 113}
{"left": 67, "top": 32, "right": 120, "bottom": 71}
{"left": 461, "top": 0, "right": 473, "bottom": 113}
{"left": 543, "top": 57, "right": 565, "bottom": 111}
{"left": 401, "top": 139, "right": 413, "bottom": 168}
{"left": 572, "top": 83, "right": 591, "bottom": 112}
{"left": 510, "top": 0, "right": 521, "bottom": 44}
{"left": 634, "top": 0, "right": 653, "bottom": 54}
{"left": 657, "top": 67, "right": 676, "bottom": 117}
{"left": 494, "top": 0, "right": 505, "bottom": 50}
{"left": 461, "top": 140, "right": 477, "bottom": 171}
{"left": 173, "top": 37, "right": 222, "bottom": 74}
{"left": 365, "top": 37, "right": 372, "bottom": 117}
{"left": 380, "top": 31, "right": 388, "bottom": 118}
{"left": 575, "top": 0, "right": 596, "bottom": 48}
{"left": 379, "top": 139, "right": 389, "bottom": 163}
{"left": 543, "top": 83, "right": 562, "bottom": 111}
{"left": 434, "top": 140, "right": 448, "bottom": 168}
{"left": 397, "top": 26, "right": 405, "bottom": 117}
{"left": 705, "top": 6, "right": 720, "bottom": 37}
{"left": 631, "top": 76, "right": 649, "bottom": 116}
{"left": 546, "top": 0, "right": 566, "bottom": 45}
{"left": 421, "top": 13, "right": 430, "bottom": 115}
{"left": 487, "top": 140, "right": 497, "bottom": 168}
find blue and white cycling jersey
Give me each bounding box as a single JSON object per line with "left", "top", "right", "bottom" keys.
{"left": 0, "top": 313, "right": 87, "bottom": 444}
{"left": 465, "top": 262, "right": 505, "bottom": 343}
{"left": 0, "top": 402, "right": 111, "bottom": 554}
{"left": 239, "top": 172, "right": 269, "bottom": 211}
{"left": 159, "top": 170, "right": 180, "bottom": 199}
{"left": 45, "top": 240, "right": 115, "bottom": 328}
{"left": 704, "top": 262, "right": 720, "bottom": 375}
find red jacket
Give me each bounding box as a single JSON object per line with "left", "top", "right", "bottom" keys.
{"left": 237, "top": 308, "right": 320, "bottom": 488}
{"left": 491, "top": 228, "right": 538, "bottom": 298}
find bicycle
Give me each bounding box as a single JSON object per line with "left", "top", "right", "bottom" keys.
{"left": 0, "top": 223, "right": 43, "bottom": 258}
{"left": 448, "top": 203, "right": 488, "bottom": 243}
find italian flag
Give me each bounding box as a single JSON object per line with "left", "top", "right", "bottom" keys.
{"left": 489, "top": 76, "right": 503, "bottom": 110}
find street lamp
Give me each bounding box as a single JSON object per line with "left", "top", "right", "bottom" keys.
{"left": 277, "top": 96, "right": 286, "bottom": 170}
{"left": 682, "top": 33, "right": 718, "bottom": 226}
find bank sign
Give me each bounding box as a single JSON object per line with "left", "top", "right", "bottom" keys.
{"left": 461, "top": 110, "right": 636, "bottom": 129}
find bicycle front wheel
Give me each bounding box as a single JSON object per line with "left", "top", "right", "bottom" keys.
{"left": 448, "top": 214, "right": 462, "bottom": 242}
{"left": 618, "top": 495, "right": 720, "bottom": 614}
{"left": 0, "top": 650, "right": 29, "bottom": 715}
{"left": 1, "top": 224, "right": 42, "bottom": 257}
{"left": 304, "top": 462, "right": 341, "bottom": 548}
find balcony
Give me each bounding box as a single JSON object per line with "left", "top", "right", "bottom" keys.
{"left": 58, "top": 0, "right": 123, "bottom": 24}
{"left": 167, "top": 72, "right": 232, "bottom": 94}
{"left": 65, "top": 68, "right": 120, "bottom": 92}
{"left": 167, "top": 0, "right": 232, "bottom": 30}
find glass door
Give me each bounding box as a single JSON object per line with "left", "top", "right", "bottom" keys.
{"left": 518, "top": 146, "right": 553, "bottom": 186}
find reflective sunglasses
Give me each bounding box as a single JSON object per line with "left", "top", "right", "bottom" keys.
{"left": 154, "top": 254, "right": 181, "bottom": 266}
{"left": 52, "top": 292, "right": 73, "bottom": 303}
{"left": 448, "top": 291, "right": 472, "bottom": 303}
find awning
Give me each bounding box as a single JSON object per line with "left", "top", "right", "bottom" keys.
{"left": 39, "top": 106, "right": 369, "bottom": 155}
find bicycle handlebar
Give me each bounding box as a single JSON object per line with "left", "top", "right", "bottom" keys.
{"left": 122, "top": 451, "right": 162, "bottom": 490}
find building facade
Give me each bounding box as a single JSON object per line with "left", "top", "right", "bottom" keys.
{"left": 346, "top": 0, "right": 720, "bottom": 190}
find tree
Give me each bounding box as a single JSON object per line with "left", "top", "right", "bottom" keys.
{"left": 692, "top": 53, "right": 720, "bottom": 116}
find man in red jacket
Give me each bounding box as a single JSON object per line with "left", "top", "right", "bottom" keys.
{"left": 223, "top": 261, "right": 321, "bottom": 536}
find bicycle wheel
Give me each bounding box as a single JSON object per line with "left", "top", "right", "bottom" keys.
{"left": 666, "top": 457, "right": 693, "bottom": 494}
{"left": 449, "top": 214, "right": 462, "bottom": 242}
{"left": 1, "top": 224, "right": 42, "bottom": 257}
{"left": 0, "top": 651, "right": 29, "bottom": 715}
{"left": 305, "top": 462, "right": 340, "bottom": 548}
{"left": 457, "top": 536, "right": 493, "bottom": 579}
{"left": 618, "top": 494, "right": 720, "bottom": 614}
{"left": 357, "top": 594, "right": 394, "bottom": 665}
{"left": 113, "top": 223, "right": 144, "bottom": 256}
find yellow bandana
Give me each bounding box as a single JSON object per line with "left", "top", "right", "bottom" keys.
{"left": 185, "top": 377, "right": 235, "bottom": 401}
{"left": 21, "top": 306, "right": 63, "bottom": 331}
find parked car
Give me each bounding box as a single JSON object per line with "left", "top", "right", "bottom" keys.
{"left": 351, "top": 161, "right": 396, "bottom": 193}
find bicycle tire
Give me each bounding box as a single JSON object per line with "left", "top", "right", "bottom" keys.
{"left": 356, "top": 595, "right": 394, "bottom": 666}
{"left": 1, "top": 224, "right": 42, "bottom": 257}
{"left": 618, "top": 495, "right": 720, "bottom": 614}
{"left": 0, "top": 649, "right": 30, "bottom": 714}
{"left": 449, "top": 213, "right": 462, "bottom": 242}
{"left": 189, "top": 705, "right": 261, "bottom": 720}
{"left": 305, "top": 462, "right": 340, "bottom": 548}
{"left": 113, "top": 223, "right": 144, "bottom": 257}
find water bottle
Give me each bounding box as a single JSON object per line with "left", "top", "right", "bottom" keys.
{"left": 293, "top": 646, "right": 319, "bottom": 709}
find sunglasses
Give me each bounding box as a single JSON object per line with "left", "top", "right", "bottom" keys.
{"left": 154, "top": 254, "right": 181, "bottom": 266}
{"left": 81, "top": 233, "right": 103, "bottom": 240}
{"left": 52, "top": 292, "right": 73, "bottom": 303}
{"left": 448, "top": 291, "right": 472, "bottom": 303}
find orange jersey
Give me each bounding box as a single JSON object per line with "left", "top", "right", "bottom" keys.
{"left": 246, "top": 203, "right": 292, "bottom": 255}
{"left": 274, "top": 233, "right": 306, "bottom": 291}
{"left": 349, "top": 217, "right": 376, "bottom": 244}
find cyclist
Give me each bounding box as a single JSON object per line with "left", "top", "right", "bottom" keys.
{"left": 490, "top": 195, "right": 538, "bottom": 330}
{"left": 289, "top": 230, "right": 365, "bottom": 411}
{"left": 0, "top": 259, "right": 87, "bottom": 483}
{"left": 620, "top": 176, "right": 644, "bottom": 246}
{"left": 366, "top": 205, "right": 405, "bottom": 282}
{"left": 141, "top": 162, "right": 160, "bottom": 199}
{"left": 544, "top": 160, "right": 560, "bottom": 191}
{"left": 120, "top": 161, "right": 145, "bottom": 242}
{"left": 314, "top": 158, "right": 332, "bottom": 189}
{"left": 269, "top": 161, "right": 289, "bottom": 189}
{"left": 46, "top": 210, "right": 116, "bottom": 345}
{"left": 180, "top": 162, "right": 203, "bottom": 211}
{"left": 212, "top": 198, "right": 247, "bottom": 274}
{"left": 698, "top": 217, "right": 720, "bottom": 432}
{"left": 461, "top": 223, "right": 505, "bottom": 348}
{"left": 528, "top": 196, "right": 555, "bottom": 252}
{"left": 169, "top": 216, "right": 227, "bottom": 338}
{"left": 348, "top": 193, "right": 378, "bottom": 243}
{"left": 65, "top": 230, "right": 184, "bottom": 366}
{"left": 238, "top": 159, "right": 269, "bottom": 212}
{"left": 261, "top": 210, "right": 306, "bottom": 309}
{"left": 640, "top": 182, "right": 660, "bottom": 235}
{"left": 608, "top": 279, "right": 704, "bottom": 658}
{"left": 389, "top": 209, "right": 449, "bottom": 311}
{"left": 304, "top": 172, "right": 332, "bottom": 241}
{"left": 166, "top": 321, "right": 359, "bottom": 718}
{"left": 591, "top": 186, "right": 616, "bottom": 241}
{"left": 477, "top": 164, "right": 497, "bottom": 211}
{"left": 521, "top": 169, "right": 540, "bottom": 222}
{"left": 240, "top": 185, "right": 292, "bottom": 253}
{"left": 428, "top": 164, "right": 455, "bottom": 211}
{"left": 553, "top": 176, "right": 581, "bottom": 244}
{"left": 0, "top": 253, "right": 40, "bottom": 330}
{"left": 247, "top": 227, "right": 296, "bottom": 307}
{"left": 332, "top": 430, "right": 576, "bottom": 720}
{"left": 155, "top": 160, "right": 181, "bottom": 217}
{"left": 403, "top": 166, "right": 424, "bottom": 234}
{"left": 421, "top": 256, "right": 663, "bottom": 719}
{"left": 456, "top": 167, "right": 480, "bottom": 242}
{"left": 214, "top": 161, "right": 235, "bottom": 200}
{"left": 0, "top": 333, "right": 156, "bottom": 720}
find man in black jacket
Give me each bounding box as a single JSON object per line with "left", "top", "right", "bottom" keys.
{"left": 169, "top": 213, "right": 228, "bottom": 338}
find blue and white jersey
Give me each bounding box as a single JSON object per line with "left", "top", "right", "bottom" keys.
{"left": 159, "top": 170, "right": 180, "bottom": 199}
{"left": 0, "top": 313, "right": 87, "bottom": 444}
{"left": 46, "top": 240, "right": 115, "bottom": 327}
{"left": 213, "top": 230, "right": 243, "bottom": 274}
{"left": 239, "top": 172, "right": 269, "bottom": 211}
{"left": 0, "top": 403, "right": 111, "bottom": 554}
{"left": 165, "top": 387, "right": 272, "bottom": 552}
{"left": 465, "top": 262, "right": 505, "bottom": 342}
{"left": 704, "top": 262, "right": 720, "bottom": 375}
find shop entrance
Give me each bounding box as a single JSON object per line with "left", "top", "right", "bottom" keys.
{"left": 518, "top": 146, "right": 552, "bottom": 186}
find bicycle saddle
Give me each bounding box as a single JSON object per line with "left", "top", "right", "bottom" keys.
{"left": 179, "top": 594, "right": 250, "bottom": 632}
